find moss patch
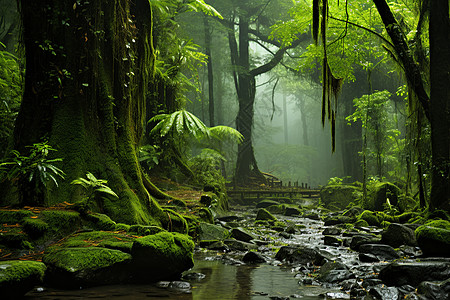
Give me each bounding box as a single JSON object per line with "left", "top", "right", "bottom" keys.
{"left": 22, "top": 218, "right": 49, "bottom": 238}
{"left": 256, "top": 208, "right": 277, "bottom": 221}
{"left": 0, "top": 209, "right": 36, "bottom": 224}
{"left": 415, "top": 220, "right": 450, "bottom": 257}
{"left": 0, "top": 260, "right": 46, "bottom": 298}
{"left": 40, "top": 210, "right": 81, "bottom": 236}
{"left": 358, "top": 210, "right": 380, "bottom": 227}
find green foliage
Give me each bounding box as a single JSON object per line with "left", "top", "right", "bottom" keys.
{"left": 189, "top": 148, "right": 225, "bottom": 187}
{"left": 0, "top": 44, "right": 23, "bottom": 157}
{"left": 138, "top": 145, "right": 161, "bottom": 171}
{"left": 327, "top": 176, "right": 351, "bottom": 186}
{"left": 0, "top": 141, "right": 65, "bottom": 204}
{"left": 71, "top": 172, "right": 118, "bottom": 212}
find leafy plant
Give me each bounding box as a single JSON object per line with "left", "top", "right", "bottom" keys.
{"left": 138, "top": 144, "right": 162, "bottom": 171}
{"left": 0, "top": 141, "right": 65, "bottom": 205}
{"left": 71, "top": 172, "right": 118, "bottom": 212}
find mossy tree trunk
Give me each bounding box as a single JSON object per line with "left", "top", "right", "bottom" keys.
{"left": 11, "top": 0, "right": 166, "bottom": 225}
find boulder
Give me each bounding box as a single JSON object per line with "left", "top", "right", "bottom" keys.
{"left": 358, "top": 210, "right": 381, "bottom": 227}
{"left": 223, "top": 239, "right": 258, "bottom": 251}
{"left": 358, "top": 244, "right": 400, "bottom": 261}
{"left": 320, "top": 185, "right": 362, "bottom": 210}
{"left": 368, "top": 182, "right": 401, "bottom": 211}
{"left": 131, "top": 232, "right": 194, "bottom": 282}
{"left": 284, "top": 206, "right": 302, "bottom": 216}
{"left": 256, "top": 199, "right": 280, "bottom": 209}
{"left": 415, "top": 220, "right": 450, "bottom": 257}
{"left": 381, "top": 223, "right": 417, "bottom": 247}
{"left": 231, "top": 227, "right": 255, "bottom": 243}
{"left": 317, "top": 261, "right": 354, "bottom": 283}
{"left": 197, "top": 222, "right": 229, "bottom": 241}
{"left": 275, "top": 246, "right": 327, "bottom": 266}
{"left": 416, "top": 278, "right": 450, "bottom": 300}
{"left": 255, "top": 208, "right": 277, "bottom": 221}
{"left": 350, "top": 234, "right": 381, "bottom": 250}
{"left": 243, "top": 251, "right": 266, "bottom": 263}
{"left": 43, "top": 247, "right": 133, "bottom": 288}
{"left": 265, "top": 204, "right": 286, "bottom": 214}
{"left": 379, "top": 260, "right": 450, "bottom": 286}
{"left": 324, "top": 235, "right": 342, "bottom": 247}
{"left": 0, "top": 260, "right": 46, "bottom": 298}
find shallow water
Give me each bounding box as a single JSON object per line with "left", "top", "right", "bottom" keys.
{"left": 25, "top": 207, "right": 351, "bottom": 300}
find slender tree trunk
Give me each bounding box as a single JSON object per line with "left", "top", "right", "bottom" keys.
{"left": 429, "top": 0, "right": 450, "bottom": 211}
{"left": 283, "top": 93, "right": 288, "bottom": 145}
{"left": 297, "top": 96, "right": 309, "bottom": 146}
{"left": 10, "top": 0, "right": 166, "bottom": 225}
{"left": 204, "top": 16, "right": 215, "bottom": 127}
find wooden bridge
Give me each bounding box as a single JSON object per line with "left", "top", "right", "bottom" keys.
{"left": 227, "top": 188, "right": 320, "bottom": 201}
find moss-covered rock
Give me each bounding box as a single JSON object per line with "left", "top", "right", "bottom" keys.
{"left": 0, "top": 260, "right": 46, "bottom": 298}
{"left": 84, "top": 213, "right": 117, "bottom": 231}
{"left": 256, "top": 199, "right": 281, "bottom": 209}
{"left": 397, "top": 195, "right": 417, "bottom": 213}
{"left": 0, "top": 209, "right": 36, "bottom": 224}
{"left": 358, "top": 210, "right": 381, "bottom": 227}
{"left": 256, "top": 208, "right": 277, "bottom": 221}
{"left": 265, "top": 204, "right": 286, "bottom": 214}
{"left": 22, "top": 217, "right": 49, "bottom": 238}
{"left": 197, "top": 222, "right": 229, "bottom": 241}
{"left": 354, "top": 219, "right": 369, "bottom": 227}
{"left": 40, "top": 210, "right": 81, "bottom": 236}
{"left": 129, "top": 224, "right": 164, "bottom": 236}
{"left": 131, "top": 231, "right": 194, "bottom": 281}
{"left": 0, "top": 224, "right": 29, "bottom": 248}
{"left": 43, "top": 247, "right": 133, "bottom": 288}
{"left": 367, "top": 182, "right": 401, "bottom": 211}
{"left": 198, "top": 207, "right": 214, "bottom": 224}
{"left": 161, "top": 209, "right": 188, "bottom": 234}
{"left": 115, "top": 223, "right": 131, "bottom": 231}
{"left": 415, "top": 220, "right": 450, "bottom": 257}
{"left": 320, "top": 185, "right": 362, "bottom": 210}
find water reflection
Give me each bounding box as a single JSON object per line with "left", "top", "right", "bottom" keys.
{"left": 25, "top": 252, "right": 335, "bottom": 299}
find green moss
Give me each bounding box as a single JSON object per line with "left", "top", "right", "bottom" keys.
{"left": 198, "top": 208, "right": 214, "bottom": 224}
{"left": 85, "top": 213, "right": 117, "bottom": 231}
{"left": 161, "top": 209, "right": 188, "bottom": 234}
{"left": 0, "top": 260, "right": 46, "bottom": 284}
{"left": 43, "top": 247, "right": 132, "bottom": 272}
{"left": 132, "top": 231, "right": 194, "bottom": 263}
{"left": 416, "top": 219, "right": 450, "bottom": 243}
{"left": 183, "top": 215, "right": 200, "bottom": 237}
{"left": 40, "top": 210, "right": 81, "bottom": 236}
{"left": 48, "top": 231, "right": 136, "bottom": 253}
{"left": 397, "top": 195, "right": 417, "bottom": 212}
{"left": 358, "top": 210, "right": 381, "bottom": 227}
{"left": 354, "top": 219, "right": 369, "bottom": 227}
{"left": 376, "top": 212, "right": 399, "bottom": 223}
{"left": 22, "top": 218, "right": 49, "bottom": 238}
{"left": 0, "top": 226, "right": 28, "bottom": 248}
{"left": 0, "top": 209, "right": 36, "bottom": 224}
{"left": 129, "top": 224, "right": 164, "bottom": 236}
{"left": 266, "top": 204, "right": 286, "bottom": 214}
{"left": 256, "top": 208, "right": 277, "bottom": 221}
{"left": 115, "top": 223, "right": 131, "bottom": 231}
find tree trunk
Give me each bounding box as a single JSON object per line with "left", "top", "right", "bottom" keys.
{"left": 283, "top": 93, "right": 288, "bottom": 145}
{"left": 204, "top": 17, "right": 215, "bottom": 127}
{"left": 429, "top": 0, "right": 450, "bottom": 211}
{"left": 10, "top": 0, "right": 166, "bottom": 225}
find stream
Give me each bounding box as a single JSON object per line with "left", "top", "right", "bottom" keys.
{"left": 24, "top": 204, "right": 387, "bottom": 299}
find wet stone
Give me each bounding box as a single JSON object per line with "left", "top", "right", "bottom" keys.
{"left": 358, "top": 244, "right": 400, "bottom": 261}
{"left": 182, "top": 272, "right": 206, "bottom": 281}
{"left": 350, "top": 234, "right": 381, "bottom": 250}
{"left": 322, "top": 227, "right": 342, "bottom": 235}
{"left": 243, "top": 251, "right": 266, "bottom": 263}
{"left": 416, "top": 279, "right": 450, "bottom": 300}
{"left": 230, "top": 227, "right": 255, "bottom": 243}
{"left": 359, "top": 252, "right": 379, "bottom": 263}
{"left": 381, "top": 223, "right": 417, "bottom": 247}
{"left": 324, "top": 235, "right": 342, "bottom": 247}
{"left": 369, "top": 285, "right": 400, "bottom": 300}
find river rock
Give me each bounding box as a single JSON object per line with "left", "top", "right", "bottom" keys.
{"left": 256, "top": 200, "right": 280, "bottom": 208}
{"left": 243, "top": 251, "right": 266, "bottom": 263}
{"left": 256, "top": 208, "right": 277, "bottom": 221}
{"left": 284, "top": 206, "right": 302, "bottom": 216}
{"left": 223, "top": 239, "right": 258, "bottom": 251}
{"left": 197, "top": 222, "right": 230, "bottom": 241}
{"left": 350, "top": 234, "right": 381, "bottom": 250}
{"left": 0, "top": 260, "right": 46, "bottom": 298}
{"left": 359, "top": 253, "right": 379, "bottom": 263}
{"left": 415, "top": 220, "right": 450, "bottom": 257}
{"left": 358, "top": 244, "right": 400, "bottom": 261}
{"left": 43, "top": 247, "right": 133, "bottom": 288}
{"left": 320, "top": 185, "right": 362, "bottom": 210}
{"left": 378, "top": 259, "right": 450, "bottom": 286}
{"left": 317, "top": 261, "right": 354, "bottom": 283}
{"left": 275, "top": 246, "right": 327, "bottom": 266}
{"left": 322, "top": 227, "right": 342, "bottom": 235}
{"left": 381, "top": 223, "right": 417, "bottom": 247}
{"left": 206, "top": 240, "right": 230, "bottom": 252}
{"left": 368, "top": 284, "right": 400, "bottom": 300}
{"left": 416, "top": 278, "right": 450, "bottom": 300}
{"left": 131, "top": 232, "right": 195, "bottom": 282}
{"left": 285, "top": 224, "right": 297, "bottom": 234}
{"left": 323, "top": 215, "right": 354, "bottom": 226}
{"left": 324, "top": 235, "right": 342, "bottom": 247}
{"left": 368, "top": 182, "right": 400, "bottom": 211}
{"left": 231, "top": 227, "right": 255, "bottom": 243}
